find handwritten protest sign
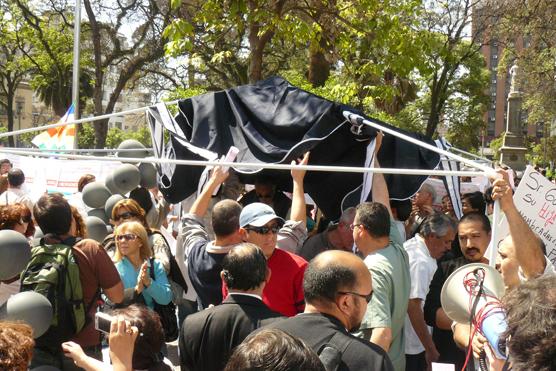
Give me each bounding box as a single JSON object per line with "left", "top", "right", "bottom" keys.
{"left": 494, "top": 165, "right": 556, "bottom": 266}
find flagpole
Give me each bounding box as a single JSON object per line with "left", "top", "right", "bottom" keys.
{"left": 72, "top": 0, "right": 81, "bottom": 149}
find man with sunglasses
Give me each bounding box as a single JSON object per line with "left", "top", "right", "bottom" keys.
{"left": 351, "top": 134, "right": 411, "bottom": 371}
{"left": 223, "top": 153, "right": 311, "bottom": 317}
{"left": 264, "top": 250, "right": 394, "bottom": 371}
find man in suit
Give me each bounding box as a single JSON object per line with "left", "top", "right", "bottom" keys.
{"left": 179, "top": 242, "right": 283, "bottom": 371}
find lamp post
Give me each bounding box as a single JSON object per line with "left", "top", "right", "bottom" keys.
{"left": 15, "top": 100, "right": 23, "bottom": 148}
{"left": 72, "top": 0, "right": 81, "bottom": 149}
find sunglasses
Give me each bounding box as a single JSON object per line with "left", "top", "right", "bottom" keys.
{"left": 245, "top": 225, "right": 281, "bottom": 235}
{"left": 116, "top": 233, "right": 138, "bottom": 242}
{"left": 115, "top": 212, "right": 138, "bottom": 221}
{"left": 19, "top": 215, "right": 32, "bottom": 224}
{"left": 338, "top": 291, "right": 373, "bottom": 303}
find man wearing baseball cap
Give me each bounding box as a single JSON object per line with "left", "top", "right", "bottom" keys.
{"left": 223, "top": 153, "right": 310, "bottom": 316}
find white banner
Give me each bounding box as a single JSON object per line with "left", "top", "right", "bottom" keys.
{"left": 0, "top": 153, "right": 121, "bottom": 200}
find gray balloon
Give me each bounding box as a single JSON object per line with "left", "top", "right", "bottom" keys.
{"left": 113, "top": 164, "right": 141, "bottom": 194}
{"left": 105, "top": 194, "right": 125, "bottom": 220}
{"left": 0, "top": 230, "right": 31, "bottom": 280}
{"left": 82, "top": 182, "right": 112, "bottom": 209}
{"left": 0, "top": 291, "right": 53, "bottom": 338}
{"left": 88, "top": 208, "right": 109, "bottom": 224}
{"left": 105, "top": 172, "right": 124, "bottom": 195}
{"left": 139, "top": 162, "right": 158, "bottom": 189}
{"left": 117, "top": 139, "right": 149, "bottom": 159}
{"left": 85, "top": 216, "right": 108, "bottom": 243}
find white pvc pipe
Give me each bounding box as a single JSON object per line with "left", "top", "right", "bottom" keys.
{"left": 0, "top": 100, "right": 179, "bottom": 139}
{"left": 488, "top": 201, "right": 501, "bottom": 267}
{"left": 0, "top": 148, "right": 488, "bottom": 176}
{"left": 343, "top": 111, "right": 497, "bottom": 177}
{"left": 2, "top": 147, "right": 153, "bottom": 153}
{"left": 449, "top": 146, "right": 492, "bottom": 163}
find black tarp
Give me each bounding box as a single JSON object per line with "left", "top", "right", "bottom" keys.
{"left": 151, "top": 76, "right": 440, "bottom": 220}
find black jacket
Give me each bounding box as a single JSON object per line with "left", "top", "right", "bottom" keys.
{"left": 179, "top": 294, "right": 283, "bottom": 371}
{"left": 265, "top": 312, "right": 394, "bottom": 371}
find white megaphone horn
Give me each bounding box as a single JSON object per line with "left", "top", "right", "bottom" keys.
{"left": 441, "top": 263, "right": 507, "bottom": 359}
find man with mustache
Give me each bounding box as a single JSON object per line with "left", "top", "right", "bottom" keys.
{"left": 423, "top": 212, "right": 491, "bottom": 369}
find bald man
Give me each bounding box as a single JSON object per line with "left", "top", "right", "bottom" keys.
{"left": 264, "top": 250, "right": 394, "bottom": 371}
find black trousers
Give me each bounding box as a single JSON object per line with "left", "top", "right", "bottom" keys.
{"left": 406, "top": 352, "right": 427, "bottom": 371}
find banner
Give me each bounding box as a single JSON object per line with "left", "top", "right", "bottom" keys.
{"left": 0, "top": 153, "right": 121, "bottom": 199}
{"left": 31, "top": 104, "right": 76, "bottom": 150}
{"left": 493, "top": 165, "right": 556, "bottom": 266}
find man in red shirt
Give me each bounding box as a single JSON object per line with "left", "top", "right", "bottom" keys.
{"left": 223, "top": 153, "right": 309, "bottom": 316}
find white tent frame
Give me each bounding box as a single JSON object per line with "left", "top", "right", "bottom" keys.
{"left": 0, "top": 103, "right": 502, "bottom": 267}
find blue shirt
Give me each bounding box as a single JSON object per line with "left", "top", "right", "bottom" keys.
{"left": 115, "top": 257, "right": 172, "bottom": 309}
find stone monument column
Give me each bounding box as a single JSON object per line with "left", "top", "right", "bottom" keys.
{"left": 500, "top": 62, "right": 527, "bottom": 171}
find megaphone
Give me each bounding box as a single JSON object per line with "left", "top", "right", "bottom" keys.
{"left": 441, "top": 263, "right": 507, "bottom": 359}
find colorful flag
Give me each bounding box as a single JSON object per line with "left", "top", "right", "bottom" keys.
{"left": 32, "top": 104, "right": 76, "bottom": 150}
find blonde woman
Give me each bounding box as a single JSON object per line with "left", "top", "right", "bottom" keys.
{"left": 114, "top": 221, "right": 172, "bottom": 309}
{"left": 105, "top": 199, "right": 171, "bottom": 275}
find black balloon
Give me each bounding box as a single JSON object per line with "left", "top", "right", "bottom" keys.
{"left": 105, "top": 194, "right": 125, "bottom": 220}
{"left": 85, "top": 216, "right": 108, "bottom": 243}
{"left": 139, "top": 162, "right": 158, "bottom": 189}
{"left": 112, "top": 164, "right": 141, "bottom": 194}
{"left": 117, "top": 139, "right": 149, "bottom": 159}
{"left": 0, "top": 291, "right": 53, "bottom": 338}
{"left": 0, "top": 230, "right": 31, "bottom": 280}
{"left": 82, "top": 182, "right": 111, "bottom": 209}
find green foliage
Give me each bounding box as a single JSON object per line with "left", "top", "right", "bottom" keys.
{"left": 526, "top": 136, "right": 556, "bottom": 167}
{"left": 105, "top": 126, "right": 152, "bottom": 149}
{"left": 489, "top": 134, "right": 504, "bottom": 161}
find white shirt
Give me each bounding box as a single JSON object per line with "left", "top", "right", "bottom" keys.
{"left": 403, "top": 234, "right": 438, "bottom": 355}
{"left": 0, "top": 188, "right": 34, "bottom": 214}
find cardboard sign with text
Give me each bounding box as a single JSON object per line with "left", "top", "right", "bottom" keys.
{"left": 494, "top": 165, "right": 556, "bottom": 266}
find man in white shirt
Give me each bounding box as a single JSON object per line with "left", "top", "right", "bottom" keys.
{"left": 404, "top": 213, "right": 457, "bottom": 371}
{"left": 0, "top": 168, "right": 33, "bottom": 213}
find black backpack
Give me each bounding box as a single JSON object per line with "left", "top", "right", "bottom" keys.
{"left": 317, "top": 332, "right": 352, "bottom": 371}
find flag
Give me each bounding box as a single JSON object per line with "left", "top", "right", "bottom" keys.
{"left": 32, "top": 104, "right": 76, "bottom": 150}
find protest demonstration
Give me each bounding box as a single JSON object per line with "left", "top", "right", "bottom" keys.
{"left": 0, "top": 1, "right": 555, "bottom": 371}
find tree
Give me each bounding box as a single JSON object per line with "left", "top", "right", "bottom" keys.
{"left": 417, "top": 0, "right": 500, "bottom": 138}
{"left": 15, "top": 0, "right": 173, "bottom": 148}
{"left": 0, "top": 2, "right": 33, "bottom": 147}
{"left": 164, "top": 0, "right": 428, "bottom": 116}
{"left": 490, "top": 1, "right": 556, "bottom": 133}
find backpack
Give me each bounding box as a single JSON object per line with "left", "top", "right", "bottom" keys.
{"left": 317, "top": 332, "right": 352, "bottom": 371}
{"left": 149, "top": 230, "right": 188, "bottom": 293}
{"left": 19, "top": 237, "right": 89, "bottom": 347}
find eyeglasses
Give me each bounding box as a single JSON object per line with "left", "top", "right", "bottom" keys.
{"left": 115, "top": 233, "right": 138, "bottom": 242}
{"left": 245, "top": 225, "right": 281, "bottom": 235}
{"left": 349, "top": 223, "right": 363, "bottom": 231}
{"left": 337, "top": 291, "right": 373, "bottom": 303}
{"left": 115, "top": 212, "right": 138, "bottom": 221}
{"left": 19, "top": 215, "right": 32, "bottom": 224}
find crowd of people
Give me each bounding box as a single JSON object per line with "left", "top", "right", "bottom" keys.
{"left": 0, "top": 139, "right": 554, "bottom": 371}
